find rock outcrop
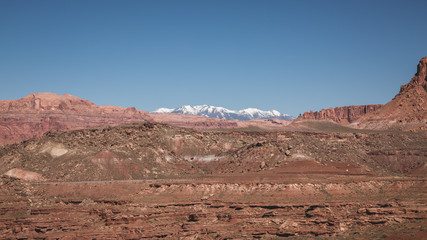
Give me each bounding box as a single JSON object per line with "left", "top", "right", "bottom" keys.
{"left": 0, "top": 177, "right": 425, "bottom": 239}
{"left": 296, "top": 105, "right": 382, "bottom": 124}
{"left": 0, "top": 93, "right": 152, "bottom": 146}
{"left": 3, "top": 168, "right": 45, "bottom": 182}
{"left": 0, "top": 93, "right": 294, "bottom": 146}
{"left": 1, "top": 122, "right": 425, "bottom": 181}
{"left": 297, "top": 57, "right": 427, "bottom": 131}
{"left": 354, "top": 57, "right": 427, "bottom": 130}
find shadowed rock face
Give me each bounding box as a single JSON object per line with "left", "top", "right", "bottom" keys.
{"left": 296, "top": 105, "right": 383, "bottom": 124}
{"left": 0, "top": 93, "right": 152, "bottom": 146}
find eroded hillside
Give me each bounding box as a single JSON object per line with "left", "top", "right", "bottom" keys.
{"left": 1, "top": 122, "right": 426, "bottom": 181}
{"left": 1, "top": 122, "right": 426, "bottom": 239}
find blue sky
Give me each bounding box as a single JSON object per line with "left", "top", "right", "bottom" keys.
{"left": 1, "top": 0, "right": 426, "bottom": 117}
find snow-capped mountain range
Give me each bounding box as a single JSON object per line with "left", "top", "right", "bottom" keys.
{"left": 153, "top": 105, "right": 294, "bottom": 121}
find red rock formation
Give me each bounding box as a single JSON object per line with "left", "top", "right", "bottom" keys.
{"left": 0, "top": 93, "right": 152, "bottom": 146}
{"left": 0, "top": 93, "right": 293, "bottom": 146}
{"left": 0, "top": 93, "right": 294, "bottom": 146}
{"left": 399, "top": 56, "right": 427, "bottom": 94}
{"left": 355, "top": 57, "right": 427, "bottom": 130}
{"left": 0, "top": 176, "right": 425, "bottom": 239}
{"left": 296, "top": 105, "right": 382, "bottom": 124}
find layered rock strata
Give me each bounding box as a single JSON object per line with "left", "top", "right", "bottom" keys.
{"left": 297, "top": 105, "right": 382, "bottom": 124}
{"left": 0, "top": 93, "right": 152, "bottom": 146}
{"left": 0, "top": 93, "right": 292, "bottom": 146}
{"left": 0, "top": 177, "right": 425, "bottom": 239}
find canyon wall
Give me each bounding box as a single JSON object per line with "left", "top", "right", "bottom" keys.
{"left": 296, "top": 104, "right": 382, "bottom": 124}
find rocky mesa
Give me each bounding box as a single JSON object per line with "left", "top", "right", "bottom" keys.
{"left": 296, "top": 105, "right": 383, "bottom": 124}
{"left": 0, "top": 93, "right": 152, "bottom": 146}
{"left": 0, "top": 93, "right": 293, "bottom": 146}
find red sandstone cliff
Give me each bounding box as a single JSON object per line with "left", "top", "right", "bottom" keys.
{"left": 296, "top": 105, "right": 382, "bottom": 124}
{"left": 297, "top": 57, "right": 427, "bottom": 131}
{"left": 0, "top": 93, "right": 293, "bottom": 146}
{"left": 354, "top": 57, "right": 427, "bottom": 130}
{"left": 0, "top": 93, "right": 152, "bottom": 146}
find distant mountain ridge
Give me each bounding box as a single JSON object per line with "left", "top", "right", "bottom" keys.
{"left": 153, "top": 105, "right": 294, "bottom": 121}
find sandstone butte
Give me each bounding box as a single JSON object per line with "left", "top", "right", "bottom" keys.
{"left": 297, "top": 56, "right": 427, "bottom": 131}
{"left": 353, "top": 56, "right": 427, "bottom": 130}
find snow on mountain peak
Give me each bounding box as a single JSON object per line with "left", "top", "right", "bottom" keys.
{"left": 271, "top": 110, "right": 281, "bottom": 115}
{"left": 152, "top": 108, "right": 174, "bottom": 113}
{"left": 152, "top": 105, "right": 294, "bottom": 121}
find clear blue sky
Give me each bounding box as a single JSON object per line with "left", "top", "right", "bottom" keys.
{"left": 1, "top": 0, "right": 426, "bottom": 117}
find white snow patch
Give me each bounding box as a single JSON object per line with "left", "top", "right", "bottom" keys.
{"left": 153, "top": 108, "right": 174, "bottom": 113}
{"left": 151, "top": 105, "right": 294, "bottom": 120}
